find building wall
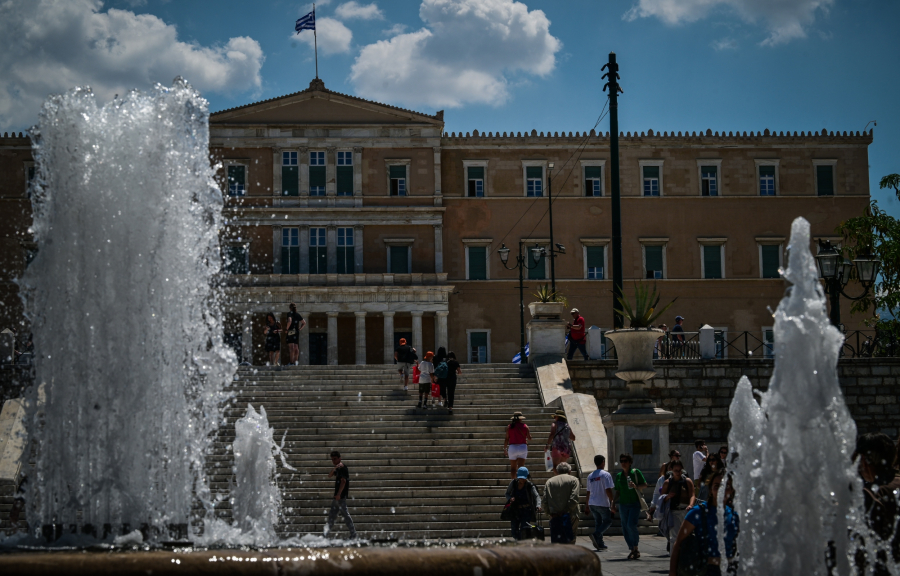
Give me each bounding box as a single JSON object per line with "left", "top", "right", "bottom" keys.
{"left": 0, "top": 136, "right": 32, "bottom": 333}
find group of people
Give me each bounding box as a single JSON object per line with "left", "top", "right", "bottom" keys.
{"left": 394, "top": 340, "right": 461, "bottom": 413}
{"left": 262, "top": 303, "right": 306, "bottom": 366}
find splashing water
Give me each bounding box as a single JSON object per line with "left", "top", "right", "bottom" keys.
{"left": 728, "top": 217, "right": 863, "bottom": 575}
{"left": 20, "top": 79, "right": 234, "bottom": 536}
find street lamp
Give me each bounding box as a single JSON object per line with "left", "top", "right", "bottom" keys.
{"left": 499, "top": 242, "right": 545, "bottom": 364}
{"left": 815, "top": 240, "right": 880, "bottom": 327}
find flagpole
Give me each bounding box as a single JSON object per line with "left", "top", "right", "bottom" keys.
{"left": 313, "top": 4, "right": 318, "bottom": 79}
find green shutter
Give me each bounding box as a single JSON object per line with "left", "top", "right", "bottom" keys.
{"left": 337, "top": 247, "right": 354, "bottom": 274}
{"left": 389, "top": 165, "right": 406, "bottom": 179}
{"left": 703, "top": 245, "right": 722, "bottom": 279}
{"left": 816, "top": 165, "right": 834, "bottom": 196}
{"left": 470, "top": 332, "right": 487, "bottom": 347}
{"left": 761, "top": 245, "right": 780, "bottom": 278}
{"left": 309, "top": 247, "right": 326, "bottom": 274}
{"left": 586, "top": 246, "right": 603, "bottom": 268}
{"left": 528, "top": 252, "right": 546, "bottom": 279}
{"left": 336, "top": 166, "right": 353, "bottom": 195}
{"left": 390, "top": 246, "right": 409, "bottom": 274}
{"left": 526, "top": 166, "right": 542, "bottom": 179}
{"left": 467, "top": 166, "right": 484, "bottom": 179}
{"left": 643, "top": 166, "right": 659, "bottom": 179}
{"left": 759, "top": 165, "right": 775, "bottom": 177}
{"left": 281, "top": 247, "right": 290, "bottom": 274}
{"left": 309, "top": 166, "right": 326, "bottom": 188}
{"left": 468, "top": 246, "right": 487, "bottom": 280}
{"left": 584, "top": 166, "right": 602, "bottom": 179}
{"left": 645, "top": 246, "right": 663, "bottom": 275}
{"left": 282, "top": 166, "right": 298, "bottom": 196}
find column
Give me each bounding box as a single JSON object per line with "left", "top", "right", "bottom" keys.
{"left": 436, "top": 311, "right": 449, "bottom": 352}
{"left": 325, "top": 147, "right": 337, "bottom": 197}
{"left": 411, "top": 311, "right": 423, "bottom": 356}
{"left": 433, "top": 224, "right": 443, "bottom": 274}
{"left": 354, "top": 225, "right": 364, "bottom": 273}
{"left": 327, "top": 312, "right": 339, "bottom": 365}
{"left": 326, "top": 225, "right": 337, "bottom": 274}
{"left": 298, "top": 311, "right": 310, "bottom": 365}
{"left": 273, "top": 149, "right": 282, "bottom": 197}
{"left": 272, "top": 226, "right": 282, "bottom": 274}
{"left": 241, "top": 314, "right": 253, "bottom": 364}
{"left": 355, "top": 312, "right": 367, "bottom": 365}
{"left": 383, "top": 311, "right": 395, "bottom": 364}
{"left": 299, "top": 225, "right": 310, "bottom": 274}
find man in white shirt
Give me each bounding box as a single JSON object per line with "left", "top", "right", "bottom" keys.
{"left": 417, "top": 351, "right": 435, "bottom": 409}
{"left": 584, "top": 454, "right": 615, "bottom": 550}
{"left": 692, "top": 439, "right": 708, "bottom": 481}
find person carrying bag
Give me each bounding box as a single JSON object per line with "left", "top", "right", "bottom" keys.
{"left": 503, "top": 467, "right": 542, "bottom": 540}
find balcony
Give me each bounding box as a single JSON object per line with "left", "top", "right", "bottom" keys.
{"left": 225, "top": 273, "right": 448, "bottom": 287}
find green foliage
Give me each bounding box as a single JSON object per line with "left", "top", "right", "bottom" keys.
{"left": 532, "top": 284, "right": 568, "bottom": 308}
{"left": 838, "top": 173, "right": 900, "bottom": 319}
{"left": 614, "top": 282, "right": 676, "bottom": 328}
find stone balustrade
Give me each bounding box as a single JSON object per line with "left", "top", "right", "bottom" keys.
{"left": 226, "top": 273, "right": 448, "bottom": 287}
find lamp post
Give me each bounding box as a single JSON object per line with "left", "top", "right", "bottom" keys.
{"left": 498, "top": 242, "right": 546, "bottom": 364}
{"left": 814, "top": 240, "right": 880, "bottom": 327}
{"left": 546, "top": 162, "right": 565, "bottom": 293}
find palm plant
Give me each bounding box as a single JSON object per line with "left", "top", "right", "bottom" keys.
{"left": 532, "top": 284, "right": 568, "bottom": 308}
{"left": 614, "top": 282, "right": 676, "bottom": 328}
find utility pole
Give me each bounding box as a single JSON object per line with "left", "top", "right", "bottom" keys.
{"left": 548, "top": 164, "right": 556, "bottom": 294}
{"left": 602, "top": 53, "right": 624, "bottom": 329}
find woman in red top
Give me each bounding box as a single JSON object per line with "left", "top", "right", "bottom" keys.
{"left": 504, "top": 412, "right": 532, "bottom": 479}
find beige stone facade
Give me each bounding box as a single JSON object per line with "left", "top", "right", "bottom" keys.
{"left": 0, "top": 80, "right": 873, "bottom": 365}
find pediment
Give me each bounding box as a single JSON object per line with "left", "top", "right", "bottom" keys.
{"left": 212, "top": 80, "right": 442, "bottom": 127}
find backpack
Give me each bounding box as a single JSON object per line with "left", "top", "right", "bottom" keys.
{"left": 434, "top": 361, "right": 449, "bottom": 379}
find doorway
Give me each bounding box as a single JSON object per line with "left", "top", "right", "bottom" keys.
{"left": 309, "top": 333, "right": 328, "bottom": 365}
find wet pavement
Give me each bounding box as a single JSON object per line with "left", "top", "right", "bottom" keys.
{"left": 575, "top": 533, "right": 671, "bottom": 576}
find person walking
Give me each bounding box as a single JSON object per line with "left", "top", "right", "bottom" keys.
{"left": 394, "top": 338, "right": 416, "bottom": 391}
{"left": 545, "top": 410, "right": 576, "bottom": 472}
{"left": 692, "top": 439, "right": 708, "bottom": 481}
{"left": 325, "top": 450, "right": 357, "bottom": 540}
{"left": 584, "top": 455, "right": 615, "bottom": 550}
{"left": 696, "top": 453, "right": 723, "bottom": 503}
{"left": 669, "top": 469, "right": 738, "bottom": 576}
{"left": 504, "top": 466, "right": 542, "bottom": 540}
{"left": 263, "top": 312, "right": 282, "bottom": 366}
{"left": 566, "top": 308, "right": 588, "bottom": 361}
{"left": 504, "top": 412, "right": 532, "bottom": 479}
{"left": 416, "top": 351, "right": 435, "bottom": 409}
{"left": 660, "top": 460, "right": 695, "bottom": 554}
{"left": 433, "top": 347, "right": 448, "bottom": 407}
{"left": 442, "top": 351, "right": 461, "bottom": 414}
{"left": 671, "top": 316, "right": 686, "bottom": 357}
{"left": 544, "top": 461, "right": 580, "bottom": 544}
{"left": 653, "top": 461, "right": 676, "bottom": 541}
{"left": 284, "top": 303, "right": 306, "bottom": 366}
{"left": 612, "top": 453, "right": 648, "bottom": 560}
{"left": 660, "top": 449, "right": 682, "bottom": 478}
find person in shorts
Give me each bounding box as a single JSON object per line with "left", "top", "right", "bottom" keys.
{"left": 504, "top": 411, "right": 532, "bottom": 479}
{"left": 284, "top": 303, "right": 306, "bottom": 366}
{"left": 263, "top": 312, "right": 281, "bottom": 366}
{"left": 417, "top": 351, "right": 435, "bottom": 409}
{"left": 394, "top": 338, "right": 416, "bottom": 391}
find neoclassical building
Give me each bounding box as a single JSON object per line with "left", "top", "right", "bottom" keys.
{"left": 0, "top": 78, "right": 873, "bottom": 365}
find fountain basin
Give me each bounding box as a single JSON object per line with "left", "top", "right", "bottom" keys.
{"left": 0, "top": 544, "right": 601, "bottom": 575}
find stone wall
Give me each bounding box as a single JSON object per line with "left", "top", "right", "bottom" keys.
{"left": 569, "top": 358, "right": 900, "bottom": 444}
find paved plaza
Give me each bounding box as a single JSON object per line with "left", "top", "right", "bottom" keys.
{"left": 575, "top": 533, "right": 671, "bottom": 576}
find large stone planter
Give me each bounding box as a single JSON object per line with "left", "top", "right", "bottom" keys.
{"left": 604, "top": 328, "right": 663, "bottom": 405}
{"left": 527, "top": 301, "right": 566, "bottom": 319}
{"left": 526, "top": 302, "right": 567, "bottom": 358}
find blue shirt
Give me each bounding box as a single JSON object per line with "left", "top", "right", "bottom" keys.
{"left": 684, "top": 503, "right": 739, "bottom": 558}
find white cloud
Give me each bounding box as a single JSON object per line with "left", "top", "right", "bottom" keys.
{"left": 623, "top": 0, "right": 834, "bottom": 46}
{"left": 335, "top": 1, "right": 384, "bottom": 20}
{"left": 350, "top": 0, "right": 561, "bottom": 109}
{"left": 295, "top": 17, "right": 353, "bottom": 54}
{"left": 712, "top": 37, "right": 738, "bottom": 50}
{"left": 382, "top": 23, "right": 408, "bottom": 35}
{"left": 0, "top": 0, "right": 264, "bottom": 129}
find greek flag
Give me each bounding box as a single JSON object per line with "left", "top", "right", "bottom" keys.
{"left": 295, "top": 10, "right": 315, "bottom": 32}
{"left": 511, "top": 343, "right": 530, "bottom": 364}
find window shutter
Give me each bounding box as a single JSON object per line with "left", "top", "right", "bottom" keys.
{"left": 390, "top": 246, "right": 409, "bottom": 274}
{"left": 470, "top": 332, "right": 487, "bottom": 347}
{"left": 468, "top": 166, "right": 484, "bottom": 180}
{"left": 701, "top": 166, "right": 717, "bottom": 176}
{"left": 526, "top": 166, "right": 542, "bottom": 179}
{"left": 282, "top": 166, "right": 299, "bottom": 196}
{"left": 468, "top": 180, "right": 477, "bottom": 197}
{"left": 336, "top": 166, "right": 353, "bottom": 195}
{"left": 759, "top": 165, "right": 775, "bottom": 177}
{"left": 586, "top": 246, "right": 603, "bottom": 269}
{"left": 290, "top": 247, "right": 300, "bottom": 274}
{"left": 643, "top": 166, "right": 659, "bottom": 179}
{"left": 389, "top": 165, "right": 406, "bottom": 179}
{"left": 645, "top": 246, "right": 663, "bottom": 273}
{"left": 345, "top": 248, "right": 354, "bottom": 273}
{"left": 761, "top": 245, "right": 780, "bottom": 278}
{"left": 281, "top": 247, "right": 290, "bottom": 274}
{"left": 703, "top": 245, "right": 722, "bottom": 279}
{"left": 528, "top": 252, "right": 546, "bottom": 279}
{"left": 584, "top": 166, "right": 602, "bottom": 179}
{"left": 309, "top": 166, "right": 326, "bottom": 188}
{"left": 228, "top": 165, "right": 245, "bottom": 184}
{"left": 816, "top": 165, "right": 834, "bottom": 196}
{"left": 468, "top": 247, "right": 487, "bottom": 280}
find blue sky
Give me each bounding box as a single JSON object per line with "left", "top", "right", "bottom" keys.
{"left": 2, "top": 0, "right": 898, "bottom": 215}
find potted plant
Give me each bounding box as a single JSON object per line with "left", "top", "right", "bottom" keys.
{"left": 605, "top": 283, "right": 676, "bottom": 386}
{"left": 528, "top": 284, "right": 568, "bottom": 319}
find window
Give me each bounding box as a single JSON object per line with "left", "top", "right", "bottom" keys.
{"left": 337, "top": 227, "right": 354, "bottom": 274}
{"left": 309, "top": 227, "right": 327, "bottom": 274}
{"left": 281, "top": 228, "right": 300, "bottom": 274}
{"left": 528, "top": 247, "right": 546, "bottom": 280}
{"left": 389, "top": 165, "right": 407, "bottom": 196}
{"left": 763, "top": 327, "right": 775, "bottom": 359}
{"left": 526, "top": 166, "right": 543, "bottom": 197}
{"left": 760, "top": 244, "right": 782, "bottom": 279}
{"left": 816, "top": 163, "right": 835, "bottom": 196}
{"left": 642, "top": 166, "right": 660, "bottom": 196}
{"left": 389, "top": 245, "right": 410, "bottom": 274}
{"left": 337, "top": 151, "right": 353, "bottom": 196}
{"left": 468, "top": 331, "right": 489, "bottom": 363}
{"left": 584, "top": 166, "right": 602, "bottom": 197}
{"left": 309, "top": 151, "right": 326, "bottom": 196}
{"left": 759, "top": 165, "right": 776, "bottom": 196}
{"left": 467, "top": 166, "right": 484, "bottom": 197}
{"left": 702, "top": 244, "right": 724, "bottom": 279}
{"left": 701, "top": 166, "right": 718, "bottom": 196}
{"left": 224, "top": 244, "right": 249, "bottom": 275}
{"left": 586, "top": 246, "right": 604, "bottom": 279}
{"left": 644, "top": 245, "right": 664, "bottom": 279}
{"left": 282, "top": 151, "right": 298, "bottom": 196}
{"left": 466, "top": 246, "right": 488, "bottom": 280}
{"left": 227, "top": 165, "right": 246, "bottom": 197}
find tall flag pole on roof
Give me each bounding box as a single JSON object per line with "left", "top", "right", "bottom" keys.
{"left": 295, "top": 5, "right": 318, "bottom": 78}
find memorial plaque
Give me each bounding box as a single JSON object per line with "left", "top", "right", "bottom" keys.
{"left": 632, "top": 439, "right": 653, "bottom": 455}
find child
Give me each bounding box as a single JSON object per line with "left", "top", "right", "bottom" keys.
{"left": 417, "top": 351, "right": 435, "bottom": 409}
